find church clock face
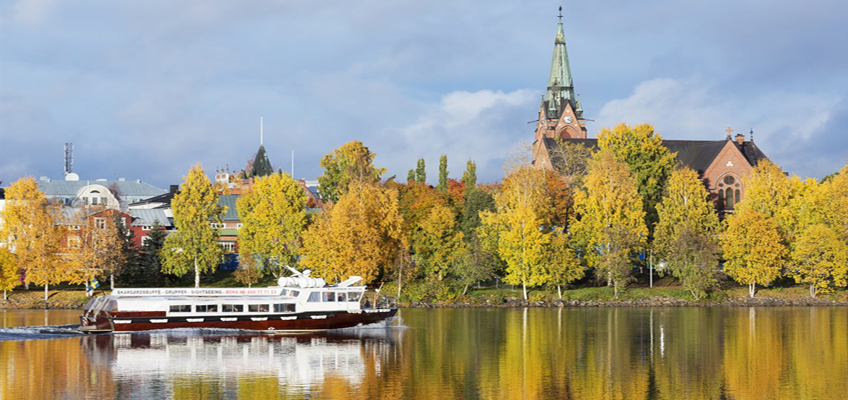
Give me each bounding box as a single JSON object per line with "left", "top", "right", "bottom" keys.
{"left": 563, "top": 116, "right": 573, "bottom": 123}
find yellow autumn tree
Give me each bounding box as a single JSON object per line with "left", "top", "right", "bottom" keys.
{"left": 161, "top": 164, "right": 224, "bottom": 288}
{"left": 654, "top": 167, "right": 722, "bottom": 299}
{"left": 236, "top": 172, "right": 307, "bottom": 279}
{"left": 301, "top": 182, "right": 404, "bottom": 284}
{"left": 65, "top": 209, "right": 126, "bottom": 295}
{"left": 572, "top": 150, "right": 647, "bottom": 298}
{"left": 0, "top": 247, "right": 20, "bottom": 300}
{"left": 0, "top": 177, "right": 65, "bottom": 301}
{"left": 480, "top": 165, "right": 551, "bottom": 300}
{"left": 722, "top": 208, "right": 787, "bottom": 298}
{"left": 789, "top": 224, "right": 848, "bottom": 298}
{"left": 738, "top": 159, "right": 798, "bottom": 238}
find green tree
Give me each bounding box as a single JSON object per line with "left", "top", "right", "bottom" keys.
{"left": 412, "top": 204, "right": 465, "bottom": 281}
{"left": 317, "top": 140, "right": 385, "bottom": 203}
{"left": 236, "top": 173, "right": 307, "bottom": 279}
{"left": 162, "top": 164, "right": 224, "bottom": 288}
{"left": 654, "top": 167, "right": 722, "bottom": 298}
{"left": 0, "top": 177, "right": 64, "bottom": 301}
{"left": 438, "top": 155, "right": 449, "bottom": 191}
{"left": 789, "top": 224, "right": 848, "bottom": 298}
{"left": 407, "top": 169, "right": 415, "bottom": 184}
{"left": 460, "top": 187, "right": 495, "bottom": 241}
{"left": 452, "top": 232, "right": 496, "bottom": 295}
{"left": 461, "top": 159, "right": 477, "bottom": 192}
{"left": 663, "top": 223, "right": 721, "bottom": 299}
{"left": 597, "top": 123, "right": 676, "bottom": 238}
{"left": 573, "top": 151, "right": 647, "bottom": 298}
{"left": 0, "top": 248, "right": 20, "bottom": 300}
{"left": 415, "top": 158, "right": 427, "bottom": 184}
{"left": 722, "top": 208, "right": 786, "bottom": 298}
{"left": 139, "top": 221, "right": 167, "bottom": 286}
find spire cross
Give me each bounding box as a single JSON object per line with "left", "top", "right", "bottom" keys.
{"left": 725, "top": 126, "right": 733, "bottom": 136}
{"left": 558, "top": 5, "right": 563, "bottom": 20}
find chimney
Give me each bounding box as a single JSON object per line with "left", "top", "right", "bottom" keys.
{"left": 170, "top": 185, "right": 179, "bottom": 194}
{"left": 734, "top": 133, "right": 745, "bottom": 145}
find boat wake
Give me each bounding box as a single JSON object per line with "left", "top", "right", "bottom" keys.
{"left": 0, "top": 324, "right": 87, "bottom": 341}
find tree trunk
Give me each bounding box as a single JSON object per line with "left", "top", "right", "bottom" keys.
{"left": 557, "top": 285, "right": 562, "bottom": 300}
{"left": 462, "top": 283, "right": 469, "bottom": 296}
{"left": 194, "top": 259, "right": 200, "bottom": 288}
{"left": 110, "top": 273, "right": 115, "bottom": 290}
{"left": 748, "top": 283, "right": 755, "bottom": 298}
{"left": 810, "top": 284, "right": 816, "bottom": 298}
{"left": 44, "top": 283, "right": 49, "bottom": 302}
{"left": 614, "top": 283, "right": 618, "bottom": 299}
{"left": 522, "top": 283, "right": 527, "bottom": 300}
{"left": 3, "top": 290, "right": 6, "bottom": 301}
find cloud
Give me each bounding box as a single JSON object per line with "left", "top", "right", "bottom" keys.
{"left": 595, "top": 77, "right": 845, "bottom": 179}
{"left": 375, "top": 89, "right": 537, "bottom": 184}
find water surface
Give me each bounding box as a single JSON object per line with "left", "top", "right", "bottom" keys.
{"left": 1, "top": 307, "right": 846, "bottom": 399}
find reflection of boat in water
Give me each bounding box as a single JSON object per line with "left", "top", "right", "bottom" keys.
{"left": 81, "top": 327, "right": 399, "bottom": 395}
{"left": 79, "top": 267, "right": 396, "bottom": 333}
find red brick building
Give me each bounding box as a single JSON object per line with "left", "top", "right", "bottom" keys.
{"left": 531, "top": 10, "right": 769, "bottom": 213}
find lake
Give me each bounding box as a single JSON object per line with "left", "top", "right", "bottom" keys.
{"left": 1, "top": 307, "right": 846, "bottom": 399}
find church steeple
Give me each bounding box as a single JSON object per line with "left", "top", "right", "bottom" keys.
{"left": 545, "top": 6, "right": 579, "bottom": 119}
{"left": 534, "top": 7, "right": 587, "bottom": 142}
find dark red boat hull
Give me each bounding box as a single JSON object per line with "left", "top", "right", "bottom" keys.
{"left": 80, "top": 309, "right": 397, "bottom": 333}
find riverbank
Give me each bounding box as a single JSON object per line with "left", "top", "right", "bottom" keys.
{"left": 2, "top": 284, "right": 847, "bottom": 310}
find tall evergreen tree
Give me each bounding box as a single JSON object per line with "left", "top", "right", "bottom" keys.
{"left": 437, "top": 155, "right": 449, "bottom": 191}
{"left": 415, "top": 158, "right": 427, "bottom": 184}
{"left": 461, "top": 160, "right": 477, "bottom": 192}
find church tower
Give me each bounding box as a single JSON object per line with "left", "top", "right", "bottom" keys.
{"left": 534, "top": 7, "right": 587, "bottom": 141}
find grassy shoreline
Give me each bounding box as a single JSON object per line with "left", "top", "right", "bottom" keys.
{"left": 2, "top": 281, "right": 846, "bottom": 310}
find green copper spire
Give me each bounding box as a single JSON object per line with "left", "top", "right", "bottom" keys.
{"left": 545, "top": 6, "right": 580, "bottom": 119}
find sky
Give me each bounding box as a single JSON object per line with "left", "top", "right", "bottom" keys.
{"left": 2, "top": 0, "right": 847, "bottom": 189}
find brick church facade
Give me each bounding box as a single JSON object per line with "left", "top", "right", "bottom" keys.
{"left": 532, "top": 10, "right": 769, "bottom": 213}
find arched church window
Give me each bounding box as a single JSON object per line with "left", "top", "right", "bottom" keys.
{"left": 735, "top": 189, "right": 741, "bottom": 206}
{"left": 725, "top": 188, "right": 734, "bottom": 209}
{"left": 723, "top": 176, "right": 735, "bottom": 185}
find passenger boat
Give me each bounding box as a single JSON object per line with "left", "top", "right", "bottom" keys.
{"left": 78, "top": 268, "right": 396, "bottom": 333}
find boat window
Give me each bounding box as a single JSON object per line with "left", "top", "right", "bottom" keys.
{"left": 348, "top": 293, "right": 362, "bottom": 302}
{"left": 337, "top": 292, "right": 346, "bottom": 302}
{"left": 325, "top": 292, "right": 336, "bottom": 302}
{"left": 308, "top": 292, "right": 322, "bottom": 302}
{"left": 222, "top": 304, "right": 243, "bottom": 312}
{"left": 287, "top": 290, "right": 300, "bottom": 297}
{"left": 83, "top": 298, "right": 98, "bottom": 311}
{"left": 106, "top": 300, "right": 118, "bottom": 312}
{"left": 274, "top": 304, "right": 296, "bottom": 313}
{"left": 170, "top": 305, "right": 191, "bottom": 313}
{"left": 196, "top": 304, "right": 218, "bottom": 313}
{"left": 248, "top": 304, "right": 270, "bottom": 313}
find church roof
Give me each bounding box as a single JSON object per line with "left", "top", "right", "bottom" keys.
{"left": 250, "top": 145, "right": 274, "bottom": 178}
{"left": 543, "top": 137, "right": 769, "bottom": 174}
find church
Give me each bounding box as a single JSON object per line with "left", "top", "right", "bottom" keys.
{"left": 531, "top": 9, "right": 769, "bottom": 213}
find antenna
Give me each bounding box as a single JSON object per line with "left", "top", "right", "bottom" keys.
{"left": 64, "top": 143, "right": 74, "bottom": 176}
{"left": 260, "top": 116, "right": 264, "bottom": 146}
